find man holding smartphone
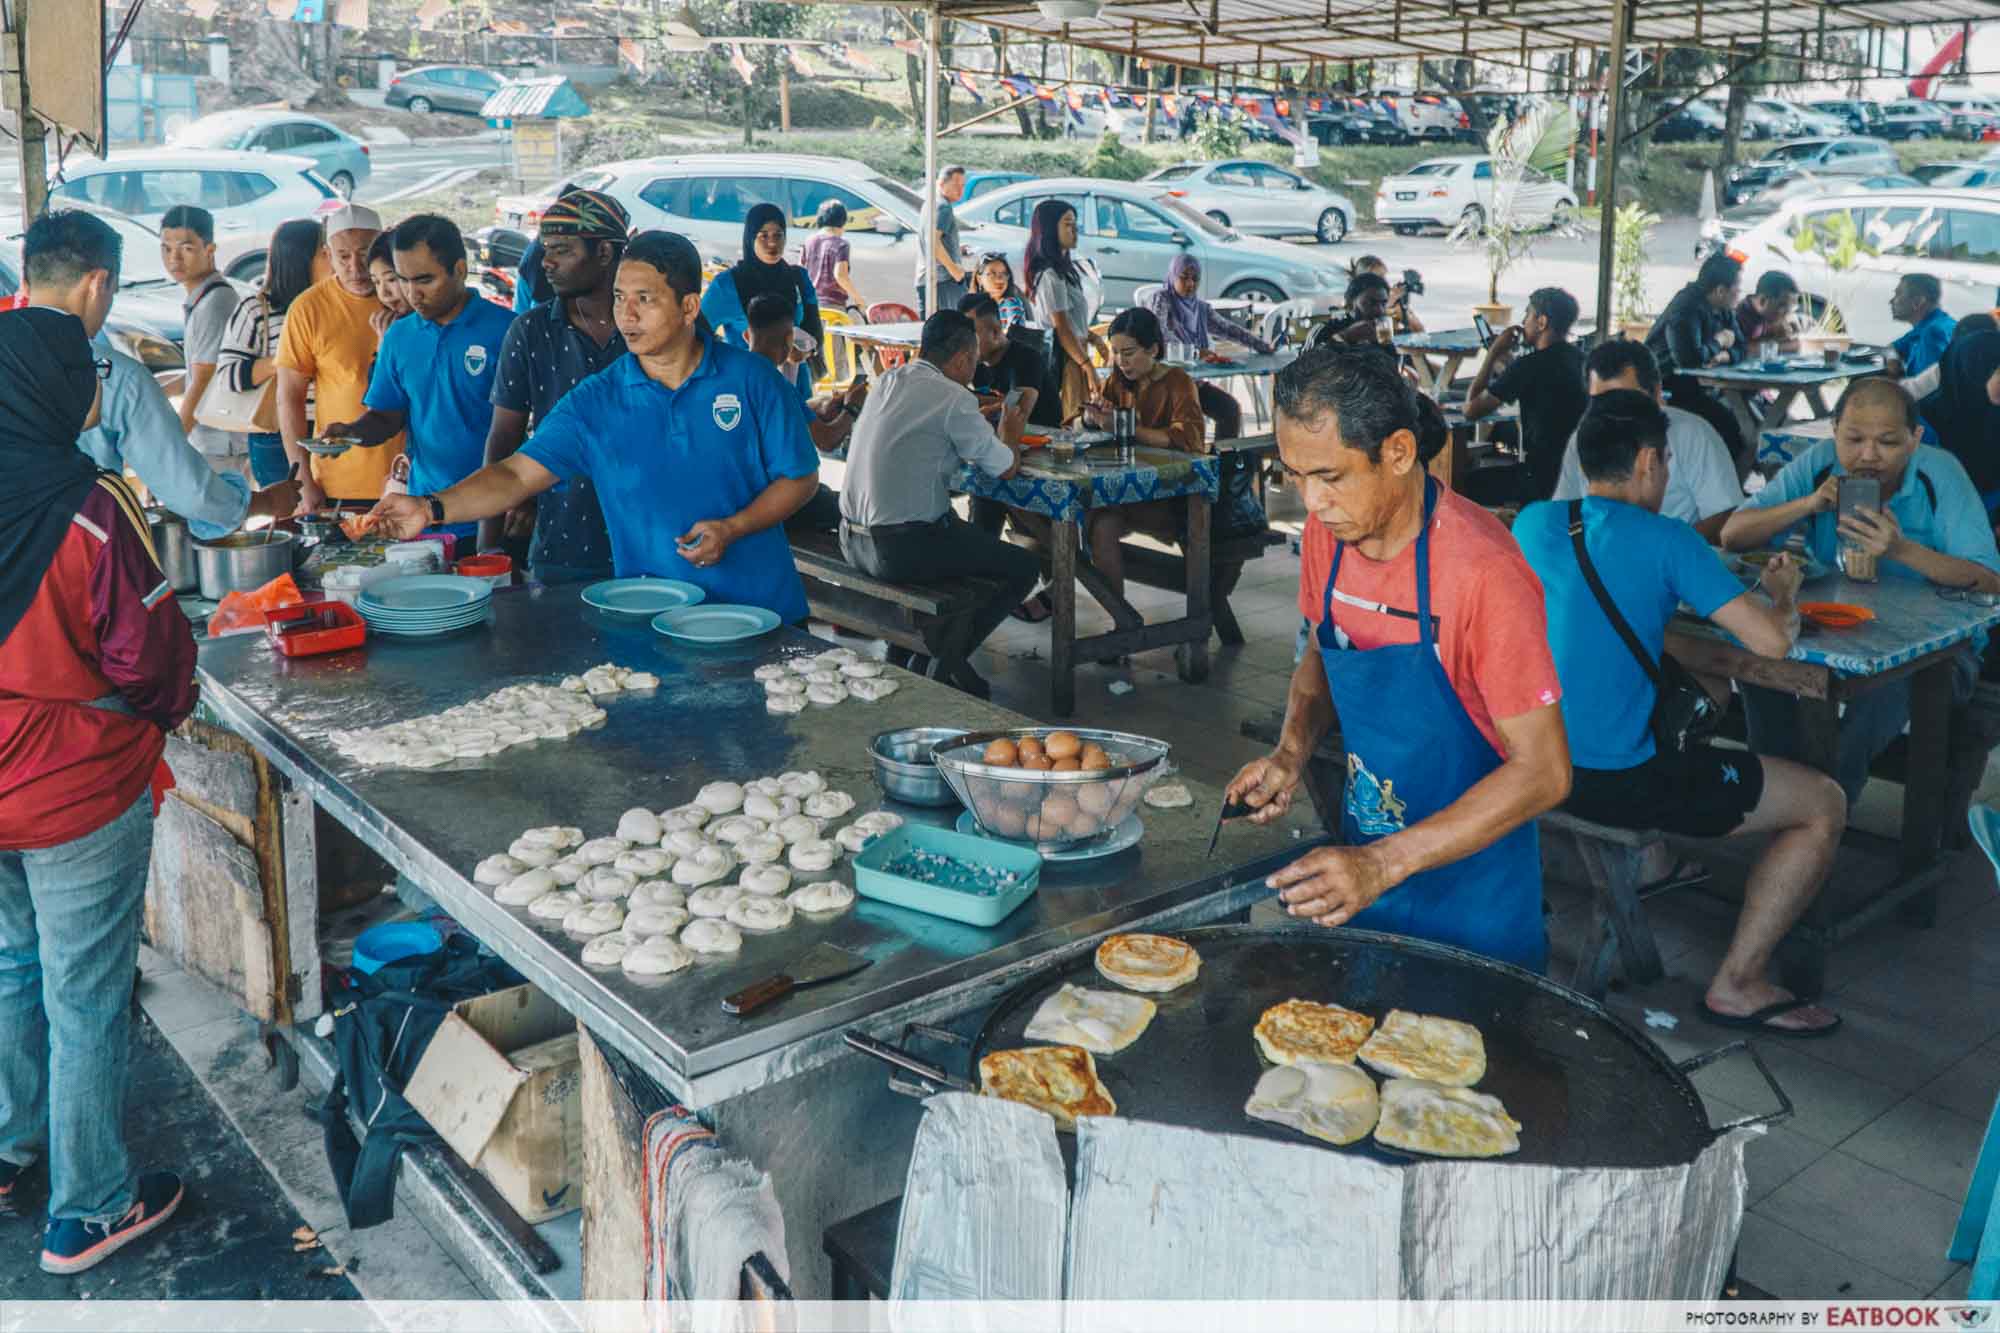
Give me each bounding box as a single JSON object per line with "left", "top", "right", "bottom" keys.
{"left": 1723, "top": 378, "right": 2000, "bottom": 801}
{"left": 1462, "top": 287, "right": 1589, "bottom": 503}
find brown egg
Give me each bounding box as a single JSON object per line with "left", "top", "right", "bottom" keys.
{"left": 1040, "top": 794, "right": 1080, "bottom": 826}
{"left": 1020, "top": 752, "right": 1054, "bottom": 772}
{"left": 1051, "top": 757, "right": 1081, "bottom": 772}
{"left": 1017, "top": 736, "right": 1045, "bottom": 761}
{"left": 1044, "top": 730, "right": 1082, "bottom": 761}
{"left": 1076, "top": 783, "right": 1114, "bottom": 815}
{"left": 982, "top": 738, "right": 1019, "bottom": 767}
{"left": 984, "top": 803, "right": 1028, "bottom": 837}
{"left": 1079, "top": 749, "right": 1111, "bottom": 771}
{"left": 1067, "top": 810, "right": 1103, "bottom": 838}
{"left": 1020, "top": 812, "right": 1042, "bottom": 841}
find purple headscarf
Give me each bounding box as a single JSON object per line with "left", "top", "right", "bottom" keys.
{"left": 1156, "top": 253, "right": 1211, "bottom": 346}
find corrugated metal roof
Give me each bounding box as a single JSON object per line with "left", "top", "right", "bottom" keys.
{"left": 480, "top": 76, "right": 590, "bottom": 120}
{"left": 939, "top": 0, "right": 2000, "bottom": 70}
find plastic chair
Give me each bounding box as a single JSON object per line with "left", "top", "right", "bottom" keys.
{"left": 1132, "top": 283, "right": 1163, "bottom": 311}
{"left": 1950, "top": 803, "right": 2000, "bottom": 1298}
{"left": 817, "top": 307, "right": 859, "bottom": 394}
{"left": 863, "top": 302, "right": 919, "bottom": 369}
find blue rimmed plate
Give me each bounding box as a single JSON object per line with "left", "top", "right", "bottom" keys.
{"left": 650, "top": 604, "right": 781, "bottom": 644}
{"left": 582, "top": 577, "right": 706, "bottom": 618}
{"left": 360, "top": 574, "right": 492, "bottom": 612}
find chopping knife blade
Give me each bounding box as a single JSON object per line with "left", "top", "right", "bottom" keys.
{"left": 723, "top": 943, "right": 872, "bottom": 1016}
{"left": 1207, "top": 800, "right": 1252, "bottom": 858}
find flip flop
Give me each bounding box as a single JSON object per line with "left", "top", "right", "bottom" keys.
{"left": 1638, "top": 858, "right": 1712, "bottom": 900}
{"left": 1698, "top": 998, "right": 1843, "bottom": 1038}
{"left": 1010, "top": 591, "right": 1054, "bottom": 624}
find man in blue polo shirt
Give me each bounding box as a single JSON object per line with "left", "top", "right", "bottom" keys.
{"left": 363, "top": 230, "right": 818, "bottom": 619}
{"left": 1885, "top": 273, "right": 1956, "bottom": 385}
{"left": 323, "top": 215, "right": 514, "bottom": 535}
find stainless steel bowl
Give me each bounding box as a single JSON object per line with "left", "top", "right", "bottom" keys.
{"left": 870, "top": 727, "right": 966, "bottom": 808}
{"left": 931, "top": 727, "right": 1171, "bottom": 848}
{"left": 193, "top": 530, "right": 296, "bottom": 600}
{"left": 146, "top": 509, "right": 198, "bottom": 593}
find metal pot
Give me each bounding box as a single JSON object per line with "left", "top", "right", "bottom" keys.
{"left": 193, "top": 530, "right": 296, "bottom": 601}
{"left": 146, "top": 509, "right": 198, "bottom": 594}
{"left": 870, "top": 727, "right": 966, "bottom": 808}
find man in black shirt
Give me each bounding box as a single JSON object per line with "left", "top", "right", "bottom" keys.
{"left": 957, "top": 293, "right": 1044, "bottom": 418}
{"left": 1645, "top": 252, "right": 1748, "bottom": 462}
{"left": 1463, "top": 286, "right": 1588, "bottom": 501}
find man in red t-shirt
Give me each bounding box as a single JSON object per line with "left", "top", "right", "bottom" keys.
{"left": 1226, "top": 345, "right": 1572, "bottom": 972}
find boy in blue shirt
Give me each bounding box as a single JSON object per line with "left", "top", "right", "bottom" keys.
{"left": 1515, "top": 391, "right": 1844, "bottom": 1036}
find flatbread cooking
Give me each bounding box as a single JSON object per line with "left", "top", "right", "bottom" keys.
{"left": 1244, "top": 1060, "right": 1380, "bottom": 1146}
{"left": 978, "top": 1045, "right": 1117, "bottom": 1131}
{"left": 1356, "top": 1009, "right": 1487, "bottom": 1087}
{"left": 1094, "top": 933, "right": 1201, "bottom": 993}
{"left": 1253, "top": 998, "right": 1376, "bottom": 1067}
{"left": 1372, "top": 1078, "right": 1520, "bottom": 1158}
{"left": 1022, "top": 984, "right": 1158, "bottom": 1054}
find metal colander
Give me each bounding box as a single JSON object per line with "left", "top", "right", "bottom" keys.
{"left": 929, "top": 727, "right": 1171, "bottom": 849}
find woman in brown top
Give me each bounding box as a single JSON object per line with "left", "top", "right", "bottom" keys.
{"left": 1080, "top": 306, "right": 1207, "bottom": 600}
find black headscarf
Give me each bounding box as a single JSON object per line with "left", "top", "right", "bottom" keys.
{"left": 1921, "top": 331, "right": 2000, "bottom": 494}
{"left": 732, "top": 202, "right": 821, "bottom": 342}
{"left": 0, "top": 307, "right": 106, "bottom": 643}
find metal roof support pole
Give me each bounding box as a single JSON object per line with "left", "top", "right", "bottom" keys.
{"left": 923, "top": 2, "right": 939, "bottom": 322}
{"left": 1594, "top": 0, "right": 1629, "bottom": 342}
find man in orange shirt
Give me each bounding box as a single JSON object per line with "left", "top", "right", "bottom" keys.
{"left": 276, "top": 204, "right": 404, "bottom": 511}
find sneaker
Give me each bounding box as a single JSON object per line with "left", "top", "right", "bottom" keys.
{"left": 0, "top": 1158, "right": 28, "bottom": 1215}
{"left": 39, "top": 1171, "right": 183, "bottom": 1275}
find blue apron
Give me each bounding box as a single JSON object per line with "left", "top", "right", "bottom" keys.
{"left": 1316, "top": 478, "right": 1547, "bottom": 972}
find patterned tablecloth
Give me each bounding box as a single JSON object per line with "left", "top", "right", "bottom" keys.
{"left": 1674, "top": 571, "right": 2000, "bottom": 677}
{"left": 956, "top": 446, "right": 1220, "bottom": 523}
{"left": 1393, "top": 328, "right": 1485, "bottom": 356}
{"left": 1696, "top": 357, "right": 1882, "bottom": 391}
{"left": 1757, "top": 418, "right": 1833, "bottom": 468}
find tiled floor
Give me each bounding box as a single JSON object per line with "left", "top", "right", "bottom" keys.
{"left": 944, "top": 483, "right": 1999, "bottom": 1300}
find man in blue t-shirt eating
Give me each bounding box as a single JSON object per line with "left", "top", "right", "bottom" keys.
{"left": 1513, "top": 391, "right": 1845, "bottom": 1037}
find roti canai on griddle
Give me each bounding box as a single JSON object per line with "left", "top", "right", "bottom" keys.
{"left": 1244, "top": 1060, "right": 1381, "bottom": 1146}
{"left": 1253, "top": 998, "right": 1376, "bottom": 1066}
{"left": 1023, "top": 983, "right": 1157, "bottom": 1054}
{"left": 1372, "top": 1077, "right": 1520, "bottom": 1158}
{"left": 1356, "top": 1008, "right": 1487, "bottom": 1086}
{"left": 978, "top": 1045, "right": 1117, "bottom": 1131}
{"left": 1094, "top": 933, "right": 1201, "bottom": 993}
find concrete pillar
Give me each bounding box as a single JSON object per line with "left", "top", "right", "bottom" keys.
{"left": 377, "top": 52, "right": 396, "bottom": 88}
{"left": 205, "top": 35, "right": 229, "bottom": 83}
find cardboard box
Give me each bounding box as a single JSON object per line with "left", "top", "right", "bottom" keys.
{"left": 403, "top": 984, "right": 585, "bottom": 1223}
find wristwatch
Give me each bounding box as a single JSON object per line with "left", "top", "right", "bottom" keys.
{"left": 425, "top": 495, "right": 446, "bottom": 524}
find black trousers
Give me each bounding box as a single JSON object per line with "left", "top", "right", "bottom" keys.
{"left": 1196, "top": 381, "right": 1242, "bottom": 440}
{"left": 1664, "top": 375, "right": 1748, "bottom": 464}
{"left": 783, "top": 483, "right": 840, "bottom": 535}
{"left": 839, "top": 514, "right": 1039, "bottom": 678}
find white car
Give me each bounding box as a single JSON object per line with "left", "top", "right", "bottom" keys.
{"left": 1752, "top": 99, "right": 1849, "bottom": 139}
{"left": 1727, "top": 188, "right": 2000, "bottom": 344}
{"left": 1140, "top": 159, "right": 1356, "bottom": 244}
{"left": 1374, "top": 155, "right": 1578, "bottom": 236}
{"left": 493, "top": 153, "right": 933, "bottom": 310}
{"left": 953, "top": 177, "right": 1346, "bottom": 312}
{"left": 48, "top": 148, "right": 340, "bottom": 240}
{"left": 1374, "top": 90, "right": 1465, "bottom": 141}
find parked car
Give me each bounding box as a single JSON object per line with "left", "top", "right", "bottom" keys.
{"left": 1376, "top": 90, "right": 1465, "bottom": 141}
{"left": 1729, "top": 188, "right": 2000, "bottom": 344}
{"left": 1705, "top": 98, "right": 1781, "bottom": 140}
{"left": 1307, "top": 96, "right": 1403, "bottom": 145}
{"left": 1722, "top": 138, "right": 1899, "bottom": 206}
{"left": 1807, "top": 99, "right": 1887, "bottom": 135}
{"left": 1919, "top": 163, "right": 2000, "bottom": 191}
{"left": 954, "top": 177, "right": 1346, "bottom": 312}
{"left": 1140, "top": 159, "right": 1356, "bottom": 244}
{"left": 168, "top": 110, "right": 371, "bottom": 198}
{"left": 0, "top": 203, "right": 187, "bottom": 371}
{"left": 1947, "top": 104, "right": 2000, "bottom": 141}
{"left": 1656, "top": 100, "right": 1725, "bottom": 143}
{"left": 961, "top": 171, "right": 1032, "bottom": 203}
{"left": 1699, "top": 172, "right": 1924, "bottom": 256}
{"left": 383, "top": 64, "right": 506, "bottom": 116}
{"left": 1751, "top": 99, "right": 1848, "bottom": 139}
{"left": 1879, "top": 100, "right": 1954, "bottom": 142}
{"left": 47, "top": 148, "right": 340, "bottom": 240}
{"left": 496, "top": 154, "right": 935, "bottom": 308}
{"left": 1373, "top": 154, "right": 1577, "bottom": 236}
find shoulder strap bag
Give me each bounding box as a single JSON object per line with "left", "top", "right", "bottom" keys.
{"left": 1568, "top": 500, "right": 1719, "bottom": 756}
{"left": 194, "top": 291, "right": 279, "bottom": 434}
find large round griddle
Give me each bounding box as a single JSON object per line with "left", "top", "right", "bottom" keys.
{"left": 972, "top": 925, "right": 1722, "bottom": 1169}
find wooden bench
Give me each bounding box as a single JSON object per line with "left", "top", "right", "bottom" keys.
{"left": 789, "top": 530, "right": 1008, "bottom": 695}
{"left": 1121, "top": 525, "right": 1287, "bottom": 647}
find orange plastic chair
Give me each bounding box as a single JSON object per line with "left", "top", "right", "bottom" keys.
{"left": 863, "top": 301, "right": 920, "bottom": 368}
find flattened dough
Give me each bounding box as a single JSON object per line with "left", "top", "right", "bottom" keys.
{"left": 1095, "top": 933, "right": 1201, "bottom": 993}
{"left": 1142, "top": 783, "right": 1194, "bottom": 810}
{"left": 788, "top": 880, "right": 854, "bottom": 914}
{"left": 1356, "top": 1009, "right": 1487, "bottom": 1087}
{"left": 1023, "top": 984, "right": 1157, "bottom": 1054}
{"left": 1254, "top": 999, "right": 1377, "bottom": 1067}
{"left": 978, "top": 1045, "right": 1116, "bottom": 1132}
{"left": 1372, "top": 1078, "right": 1519, "bottom": 1158}
{"left": 1245, "top": 1061, "right": 1381, "bottom": 1147}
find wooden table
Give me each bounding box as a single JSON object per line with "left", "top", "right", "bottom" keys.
{"left": 1666, "top": 574, "right": 2000, "bottom": 994}
{"left": 827, "top": 320, "right": 925, "bottom": 374}
{"left": 1694, "top": 356, "right": 1883, "bottom": 452}
{"left": 1394, "top": 328, "right": 1486, "bottom": 395}
{"left": 959, "top": 445, "right": 1220, "bottom": 716}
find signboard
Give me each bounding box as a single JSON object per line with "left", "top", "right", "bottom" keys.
{"left": 25, "top": 0, "right": 106, "bottom": 157}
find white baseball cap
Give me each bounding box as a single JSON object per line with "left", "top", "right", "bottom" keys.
{"left": 320, "top": 202, "right": 383, "bottom": 238}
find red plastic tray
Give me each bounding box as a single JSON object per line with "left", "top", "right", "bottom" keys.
{"left": 264, "top": 600, "right": 367, "bottom": 657}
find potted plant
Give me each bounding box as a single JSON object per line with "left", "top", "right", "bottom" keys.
{"left": 1790, "top": 209, "right": 1877, "bottom": 361}
{"left": 1450, "top": 99, "right": 1582, "bottom": 327}
{"left": 1612, "top": 202, "right": 1659, "bottom": 342}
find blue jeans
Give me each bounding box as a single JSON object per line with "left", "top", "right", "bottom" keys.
{"left": 246, "top": 432, "right": 291, "bottom": 488}
{"left": 0, "top": 794, "right": 153, "bottom": 1222}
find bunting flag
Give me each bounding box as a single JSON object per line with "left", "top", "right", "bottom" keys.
{"left": 953, "top": 69, "right": 983, "bottom": 101}
{"left": 1161, "top": 93, "right": 1179, "bottom": 117}
{"left": 416, "top": 0, "right": 450, "bottom": 30}
{"left": 788, "top": 47, "right": 815, "bottom": 79}
{"left": 1034, "top": 84, "right": 1056, "bottom": 102}
{"left": 891, "top": 38, "right": 920, "bottom": 56}
{"left": 1065, "top": 87, "right": 1084, "bottom": 112}
{"left": 999, "top": 74, "right": 1034, "bottom": 98}
{"left": 1097, "top": 87, "right": 1113, "bottom": 107}
{"left": 619, "top": 36, "right": 647, "bottom": 75}
{"left": 486, "top": 18, "right": 529, "bottom": 34}
{"left": 729, "top": 43, "right": 755, "bottom": 86}
{"left": 835, "top": 44, "right": 887, "bottom": 78}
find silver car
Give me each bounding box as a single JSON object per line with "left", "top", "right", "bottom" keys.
{"left": 47, "top": 148, "right": 340, "bottom": 241}
{"left": 1138, "top": 159, "right": 1356, "bottom": 244}
{"left": 953, "top": 177, "right": 1345, "bottom": 312}
{"left": 169, "top": 110, "right": 373, "bottom": 198}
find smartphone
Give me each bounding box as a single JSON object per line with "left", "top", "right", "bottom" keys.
{"left": 1472, "top": 313, "right": 1495, "bottom": 347}
{"left": 1003, "top": 386, "right": 1026, "bottom": 409}
{"left": 852, "top": 372, "right": 868, "bottom": 390}
{"left": 1838, "top": 476, "right": 1881, "bottom": 520}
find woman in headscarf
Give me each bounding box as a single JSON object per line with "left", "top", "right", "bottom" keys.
{"left": 700, "top": 202, "right": 823, "bottom": 390}
{"left": 1024, "top": 199, "right": 1097, "bottom": 423}
{"left": 1145, "top": 252, "right": 1272, "bottom": 440}
{"left": 0, "top": 306, "right": 198, "bottom": 1274}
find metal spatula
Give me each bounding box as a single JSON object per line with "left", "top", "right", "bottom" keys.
{"left": 723, "top": 943, "right": 872, "bottom": 1016}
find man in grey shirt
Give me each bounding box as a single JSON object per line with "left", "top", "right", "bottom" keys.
{"left": 914, "top": 165, "right": 968, "bottom": 318}
{"left": 160, "top": 204, "right": 243, "bottom": 473}
{"left": 839, "top": 309, "right": 1038, "bottom": 696}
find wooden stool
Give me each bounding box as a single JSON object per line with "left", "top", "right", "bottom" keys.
{"left": 1541, "top": 810, "right": 1668, "bottom": 1000}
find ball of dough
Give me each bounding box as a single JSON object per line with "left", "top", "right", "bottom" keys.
{"left": 812, "top": 648, "right": 859, "bottom": 669}
{"left": 1143, "top": 783, "right": 1193, "bottom": 809}
{"left": 804, "top": 668, "right": 842, "bottom": 687}
{"left": 664, "top": 828, "right": 712, "bottom": 858}
{"left": 581, "top": 932, "right": 635, "bottom": 968}
{"left": 517, "top": 825, "right": 583, "bottom": 851}
{"left": 747, "top": 777, "right": 785, "bottom": 799}
{"left": 614, "top": 848, "right": 672, "bottom": 878}
{"left": 624, "top": 904, "right": 692, "bottom": 938}
{"left": 848, "top": 677, "right": 900, "bottom": 702}
{"left": 574, "top": 837, "right": 630, "bottom": 866}
{"left": 728, "top": 894, "right": 794, "bottom": 933}
{"left": 737, "top": 833, "right": 786, "bottom": 865}
{"left": 658, "top": 804, "right": 710, "bottom": 833}
{"left": 623, "top": 935, "right": 694, "bottom": 976}
{"left": 738, "top": 864, "right": 792, "bottom": 896}
{"left": 696, "top": 781, "right": 745, "bottom": 814}
{"left": 743, "top": 791, "right": 799, "bottom": 822}
{"left": 629, "top": 881, "right": 687, "bottom": 911}
{"left": 671, "top": 845, "right": 735, "bottom": 887}
{"left": 804, "top": 790, "right": 855, "bottom": 821}
{"left": 680, "top": 918, "right": 742, "bottom": 955}
{"left": 494, "top": 867, "right": 556, "bottom": 906}
{"left": 616, "top": 808, "right": 663, "bottom": 844}
{"left": 709, "top": 815, "right": 769, "bottom": 846}
{"left": 623, "top": 671, "right": 660, "bottom": 691}
{"left": 686, "top": 884, "right": 744, "bottom": 918}
{"left": 806, "top": 682, "right": 849, "bottom": 706}
{"left": 789, "top": 839, "right": 839, "bottom": 872}
{"left": 526, "top": 889, "right": 583, "bottom": 921}
{"left": 854, "top": 811, "right": 905, "bottom": 837}
{"left": 772, "top": 814, "right": 822, "bottom": 845}
{"left": 578, "top": 866, "right": 637, "bottom": 902}
{"left": 506, "top": 839, "right": 560, "bottom": 868}
{"left": 547, "top": 856, "right": 588, "bottom": 886}
{"left": 766, "top": 694, "right": 807, "bottom": 716}
{"left": 789, "top": 880, "right": 855, "bottom": 914}
{"left": 763, "top": 674, "right": 806, "bottom": 697}
{"left": 752, "top": 663, "right": 793, "bottom": 683}
{"left": 834, "top": 823, "right": 875, "bottom": 854}
{"left": 564, "top": 901, "right": 625, "bottom": 936}
{"left": 474, "top": 854, "right": 526, "bottom": 886}
{"left": 779, "top": 770, "right": 827, "bottom": 798}
{"left": 840, "top": 660, "right": 884, "bottom": 680}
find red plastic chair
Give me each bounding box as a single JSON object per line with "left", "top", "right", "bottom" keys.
{"left": 864, "top": 302, "right": 921, "bottom": 368}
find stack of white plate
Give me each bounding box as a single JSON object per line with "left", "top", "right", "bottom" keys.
{"left": 355, "top": 575, "right": 493, "bottom": 639}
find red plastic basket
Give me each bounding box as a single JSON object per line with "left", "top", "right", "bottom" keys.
{"left": 263, "top": 600, "right": 367, "bottom": 657}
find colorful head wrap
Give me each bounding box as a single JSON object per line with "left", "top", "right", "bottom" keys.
{"left": 538, "top": 188, "right": 630, "bottom": 241}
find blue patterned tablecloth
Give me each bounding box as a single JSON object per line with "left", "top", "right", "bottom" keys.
{"left": 1178, "top": 351, "right": 1297, "bottom": 383}
{"left": 1757, "top": 419, "right": 1833, "bottom": 468}
{"left": 956, "top": 447, "right": 1219, "bottom": 522}
{"left": 1696, "top": 357, "right": 1881, "bottom": 390}
{"left": 1673, "top": 573, "right": 2000, "bottom": 677}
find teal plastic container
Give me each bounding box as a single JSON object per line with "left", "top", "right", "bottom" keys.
{"left": 853, "top": 823, "right": 1042, "bottom": 926}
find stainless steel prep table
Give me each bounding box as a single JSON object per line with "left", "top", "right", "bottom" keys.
{"left": 191, "top": 584, "right": 1316, "bottom": 1291}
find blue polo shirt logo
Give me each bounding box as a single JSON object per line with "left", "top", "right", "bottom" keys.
{"left": 713, "top": 392, "right": 742, "bottom": 432}
{"left": 464, "top": 344, "right": 489, "bottom": 376}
